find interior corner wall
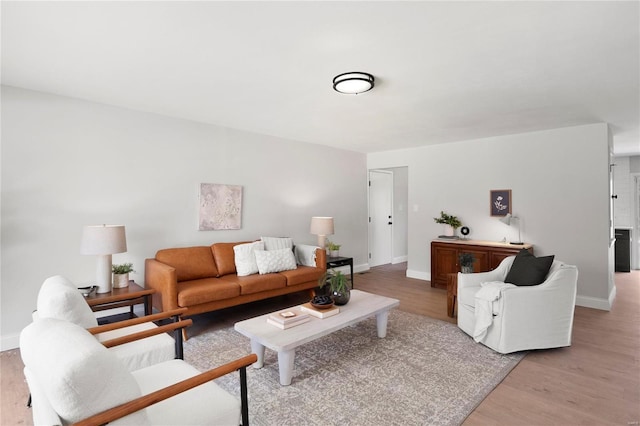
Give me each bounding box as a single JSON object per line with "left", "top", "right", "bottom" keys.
{"left": 367, "top": 123, "right": 612, "bottom": 310}
{"left": 0, "top": 86, "right": 368, "bottom": 350}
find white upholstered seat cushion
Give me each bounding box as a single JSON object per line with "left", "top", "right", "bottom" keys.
{"left": 132, "top": 360, "right": 241, "bottom": 426}
{"left": 95, "top": 322, "right": 177, "bottom": 371}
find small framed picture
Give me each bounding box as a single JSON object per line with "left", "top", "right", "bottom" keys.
{"left": 490, "top": 189, "right": 512, "bottom": 216}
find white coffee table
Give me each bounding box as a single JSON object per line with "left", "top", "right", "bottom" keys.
{"left": 234, "top": 290, "right": 400, "bottom": 385}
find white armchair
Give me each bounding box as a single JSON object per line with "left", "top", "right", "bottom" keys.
{"left": 20, "top": 317, "right": 257, "bottom": 426}
{"left": 457, "top": 255, "right": 578, "bottom": 354}
{"left": 28, "top": 275, "right": 192, "bottom": 424}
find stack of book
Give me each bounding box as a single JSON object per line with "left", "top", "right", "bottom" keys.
{"left": 300, "top": 302, "right": 340, "bottom": 319}
{"left": 266, "top": 309, "right": 310, "bottom": 329}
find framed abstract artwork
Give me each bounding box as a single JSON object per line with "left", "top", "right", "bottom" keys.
{"left": 198, "top": 183, "right": 243, "bottom": 230}
{"left": 490, "top": 189, "right": 512, "bottom": 216}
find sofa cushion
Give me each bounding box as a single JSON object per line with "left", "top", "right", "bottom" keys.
{"left": 233, "top": 241, "right": 265, "bottom": 277}
{"left": 505, "top": 249, "right": 555, "bottom": 286}
{"left": 255, "top": 248, "right": 297, "bottom": 274}
{"left": 20, "top": 318, "right": 148, "bottom": 425}
{"left": 220, "top": 273, "right": 286, "bottom": 295}
{"left": 177, "top": 278, "right": 240, "bottom": 307}
{"left": 261, "top": 236, "right": 293, "bottom": 251}
{"left": 37, "top": 275, "right": 98, "bottom": 329}
{"left": 278, "top": 266, "right": 325, "bottom": 287}
{"left": 211, "top": 242, "right": 252, "bottom": 276}
{"left": 156, "top": 247, "right": 218, "bottom": 281}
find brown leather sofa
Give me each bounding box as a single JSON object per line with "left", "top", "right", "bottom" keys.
{"left": 145, "top": 242, "right": 326, "bottom": 335}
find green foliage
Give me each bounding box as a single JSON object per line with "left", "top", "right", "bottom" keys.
{"left": 318, "top": 269, "right": 349, "bottom": 294}
{"left": 326, "top": 240, "right": 341, "bottom": 251}
{"left": 112, "top": 263, "right": 135, "bottom": 274}
{"left": 433, "top": 211, "right": 462, "bottom": 229}
{"left": 459, "top": 252, "right": 475, "bottom": 267}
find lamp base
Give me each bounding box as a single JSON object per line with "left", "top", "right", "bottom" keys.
{"left": 510, "top": 241, "right": 525, "bottom": 245}
{"left": 95, "top": 254, "right": 113, "bottom": 293}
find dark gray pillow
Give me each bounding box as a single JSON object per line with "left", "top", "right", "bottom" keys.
{"left": 504, "top": 249, "right": 555, "bottom": 286}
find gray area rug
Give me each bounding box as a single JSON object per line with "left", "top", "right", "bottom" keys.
{"left": 184, "top": 309, "right": 524, "bottom": 426}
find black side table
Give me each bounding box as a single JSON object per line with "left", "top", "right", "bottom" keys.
{"left": 326, "top": 256, "right": 354, "bottom": 289}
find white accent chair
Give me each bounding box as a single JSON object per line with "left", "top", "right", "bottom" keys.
{"left": 457, "top": 256, "right": 578, "bottom": 354}
{"left": 35, "top": 275, "right": 182, "bottom": 370}
{"left": 27, "top": 275, "right": 192, "bottom": 423}
{"left": 20, "top": 317, "right": 257, "bottom": 426}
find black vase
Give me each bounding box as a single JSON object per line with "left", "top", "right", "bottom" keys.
{"left": 331, "top": 288, "right": 351, "bottom": 305}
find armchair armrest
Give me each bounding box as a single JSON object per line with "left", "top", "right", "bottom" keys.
{"left": 457, "top": 256, "right": 515, "bottom": 290}
{"left": 145, "top": 258, "right": 179, "bottom": 312}
{"left": 315, "top": 248, "right": 327, "bottom": 270}
{"left": 96, "top": 319, "right": 192, "bottom": 348}
{"left": 88, "top": 309, "right": 191, "bottom": 359}
{"left": 87, "top": 308, "right": 187, "bottom": 334}
{"left": 71, "top": 354, "right": 259, "bottom": 426}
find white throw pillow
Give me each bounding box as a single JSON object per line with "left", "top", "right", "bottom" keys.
{"left": 37, "top": 275, "right": 98, "bottom": 329}
{"left": 260, "top": 237, "right": 293, "bottom": 251}
{"left": 254, "top": 248, "right": 297, "bottom": 274}
{"left": 294, "top": 244, "right": 319, "bottom": 267}
{"left": 233, "top": 241, "right": 264, "bottom": 277}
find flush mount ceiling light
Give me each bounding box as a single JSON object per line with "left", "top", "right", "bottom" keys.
{"left": 333, "top": 72, "right": 375, "bottom": 94}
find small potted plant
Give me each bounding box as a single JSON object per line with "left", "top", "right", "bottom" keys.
{"left": 112, "top": 262, "right": 135, "bottom": 289}
{"left": 318, "top": 269, "right": 350, "bottom": 305}
{"left": 433, "top": 211, "right": 462, "bottom": 237}
{"left": 327, "top": 240, "right": 341, "bottom": 258}
{"left": 459, "top": 253, "right": 475, "bottom": 273}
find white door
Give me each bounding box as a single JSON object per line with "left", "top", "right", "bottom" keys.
{"left": 369, "top": 170, "right": 393, "bottom": 267}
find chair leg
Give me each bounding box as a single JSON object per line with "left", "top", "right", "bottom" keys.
{"left": 172, "top": 313, "right": 185, "bottom": 359}
{"left": 239, "top": 366, "right": 249, "bottom": 426}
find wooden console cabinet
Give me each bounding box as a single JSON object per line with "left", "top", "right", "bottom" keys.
{"left": 430, "top": 239, "right": 533, "bottom": 289}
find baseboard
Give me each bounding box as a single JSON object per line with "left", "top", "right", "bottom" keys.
{"left": 1, "top": 332, "right": 20, "bottom": 351}
{"left": 575, "top": 286, "right": 615, "bottom": 311}
{"left": 406, "top": 269, "right": 429, "bottom": 281}
{"left": 354, "top": 263, "right": 370, "bottom": 273}
{"left": 392, "top": 255, "right": 408, "bottom": 264}
{"left": 330, "top": 263, "right": 370, "bottom": 276}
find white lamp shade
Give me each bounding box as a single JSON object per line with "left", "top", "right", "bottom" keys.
{"left": 310, "top": 217, "right": 334, "bottom": 236}
{"left": 80, "top": 225, "right": 127, "bottom": 255}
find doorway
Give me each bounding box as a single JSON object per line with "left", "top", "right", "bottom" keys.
{"left": 369, "top": 170, "right": 393, "bottom": 266}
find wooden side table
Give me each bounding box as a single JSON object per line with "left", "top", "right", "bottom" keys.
{"left": 326, "top": 256, "right": 354, "bottom": 289}
{"left": 446, "top": 273, "right": 457, "bottom": 318}
{"left": 85, "top": 281, "right": 154, "bottom": 320}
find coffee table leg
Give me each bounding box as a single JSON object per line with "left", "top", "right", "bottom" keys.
{"left": 376, "top": 310, "right": 390, "bottom": 338}
{"left": 250, "top": 340, "right": 265, "bottom": 369}
{"left": 277, "top": 349, "right": 295, "bottom": 386}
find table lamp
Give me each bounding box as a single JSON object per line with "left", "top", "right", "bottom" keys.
{"left": 499, "top": 214, "right": 524, "bottom": 245}
{"left": 80, "top": 225, "right": 127, "bottom": 293}
{"left": 310, "top": 217, "right": 334, "bottom": 249}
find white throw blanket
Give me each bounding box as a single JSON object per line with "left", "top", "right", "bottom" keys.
{"left": 473, "top": 281, "right": 515, "bottom": 342}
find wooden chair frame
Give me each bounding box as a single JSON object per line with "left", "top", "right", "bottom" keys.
{"left": 70, "top": 353, "right": 258, "bottom": 426}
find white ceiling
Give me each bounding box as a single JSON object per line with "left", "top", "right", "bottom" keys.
{"left": 2, "top": 1, "right": 639, "bottom": 155}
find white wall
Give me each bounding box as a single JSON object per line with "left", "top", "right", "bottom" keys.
{"left": 391, "top": 167, "right": 408, "bottom": 263}
{"left": 0, "top": 86, "right": 368, "bottom": 349}
{"left": 368, "top": 123, "right": 613, "bottom": 309}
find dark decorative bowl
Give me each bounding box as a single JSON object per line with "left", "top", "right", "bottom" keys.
{"left": 311, "top": 301, "right": 335, "bottom": 310}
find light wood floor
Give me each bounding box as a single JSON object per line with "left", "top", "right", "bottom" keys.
{"left": 1, "top": 264, "right": 638, "bottom": 425}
